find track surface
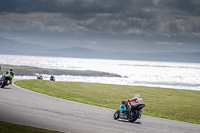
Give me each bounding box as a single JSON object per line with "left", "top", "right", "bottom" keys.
{"left": 0, "top": 83, "right": 200, "bottom": 133}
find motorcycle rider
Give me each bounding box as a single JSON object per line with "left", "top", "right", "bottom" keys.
{"left": 2, "top": 69, "right": 14, "bottom": 84}
{"left": 37, "top": 74, "right": 43, "bottom": 80}
{"left": 127, "top": 94, "right": 143, "bottom": 104}
{"left": 50, "top": 74, "right": 55, "bottom": 80}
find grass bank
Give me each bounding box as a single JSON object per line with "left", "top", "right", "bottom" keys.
{"left": 15, "top": 79, "right": 200, "bottom": 124}
{"left": 0, "top": 121, "right": 61, "bottom": 133}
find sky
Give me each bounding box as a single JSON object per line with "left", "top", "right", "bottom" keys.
{"left": 0, "top": 0, "right": 200, "bottom": 53}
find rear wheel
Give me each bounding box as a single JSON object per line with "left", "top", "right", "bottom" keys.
{"left": 128, "top": 110, "right": 139, "bottom": 122}
{"left": 113, "top": 109, "right": 120, "bottom": 120}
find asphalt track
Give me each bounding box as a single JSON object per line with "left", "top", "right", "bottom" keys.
{"left": 0, "top": 82, "right": 200, "bottom": 133}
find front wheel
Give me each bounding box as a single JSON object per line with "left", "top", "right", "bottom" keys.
{"left": 1, "top": 80, "right": 7, "bottom": 88}
{"left": 128, "top": 110, "right": 139, "bottom": 122}
{"left": 113, "top": 109, "right": 120, "bottom": 120}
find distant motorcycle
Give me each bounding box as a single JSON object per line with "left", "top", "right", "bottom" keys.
{"left": 113, "top": 103, "right": 145, "bottom": 122}
{"left": 37, "top": 75, "right": 43, "bottom": 80}
{"left": 0, "top": 73, "right": 12, "bottom": 88}
{"left": 50, "top": 76, "right": 55, "bottom": 81}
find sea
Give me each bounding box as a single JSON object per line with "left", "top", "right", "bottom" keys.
{"left": 0, "top": 54, "right": 200, "bottom": 91}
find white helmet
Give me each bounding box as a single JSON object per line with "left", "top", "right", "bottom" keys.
{"left": 134, "top": 94, "right": 140, "bottom": 98}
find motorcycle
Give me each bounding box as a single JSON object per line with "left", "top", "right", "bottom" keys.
{"left": 37, "top": 75, "right": 43, "bottom": 80}
{"left": 50, "top": 76, "right": 55, "bottom": 81}
{"left": 0, "top": 73, "right": 12, "bottom": 88}
{"left": 113, "top": 103, "right": 145, "bottom": 122}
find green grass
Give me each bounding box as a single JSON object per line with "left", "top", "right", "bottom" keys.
{"left": 15, "top": 79, "right": 200, "bottom": 124}
{"left": 0, "top": 121, "right": 62, "bottom": 133}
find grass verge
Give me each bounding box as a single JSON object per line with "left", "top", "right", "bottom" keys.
{"left": 0, "top": 121, "right": 61, "bottom": 133}
{"left": 15, "top": 79, "right": 200, "bottom": 124}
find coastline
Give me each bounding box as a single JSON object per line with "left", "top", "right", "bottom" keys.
{"left": 0, "top": 64, "right": 121, "bottom": 77}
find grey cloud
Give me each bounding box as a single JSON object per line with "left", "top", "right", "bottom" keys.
{"left": 0, "top": 0, "right": 121, "bottom": 14}
{"left": 1, "top": 0, "right": 199, "bottom": 15}
{"left": 0, "top": 13, "right": 88, "bottom": 33}
{"left": 0, "top": 0, "right": 200, "bottom": 42}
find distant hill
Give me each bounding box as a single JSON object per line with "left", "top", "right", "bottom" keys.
{"left": 55, "top": 47, "right": 104, "bottom": 58}
{"left": 0, "top": 37, "right": 54, "bottom": 56}
{"left": 1, "top": 37, "right": 200, "bottom": 63}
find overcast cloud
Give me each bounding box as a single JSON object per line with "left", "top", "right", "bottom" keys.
{"left": 0, "top": 0, "right": 200, "bottom": 53}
